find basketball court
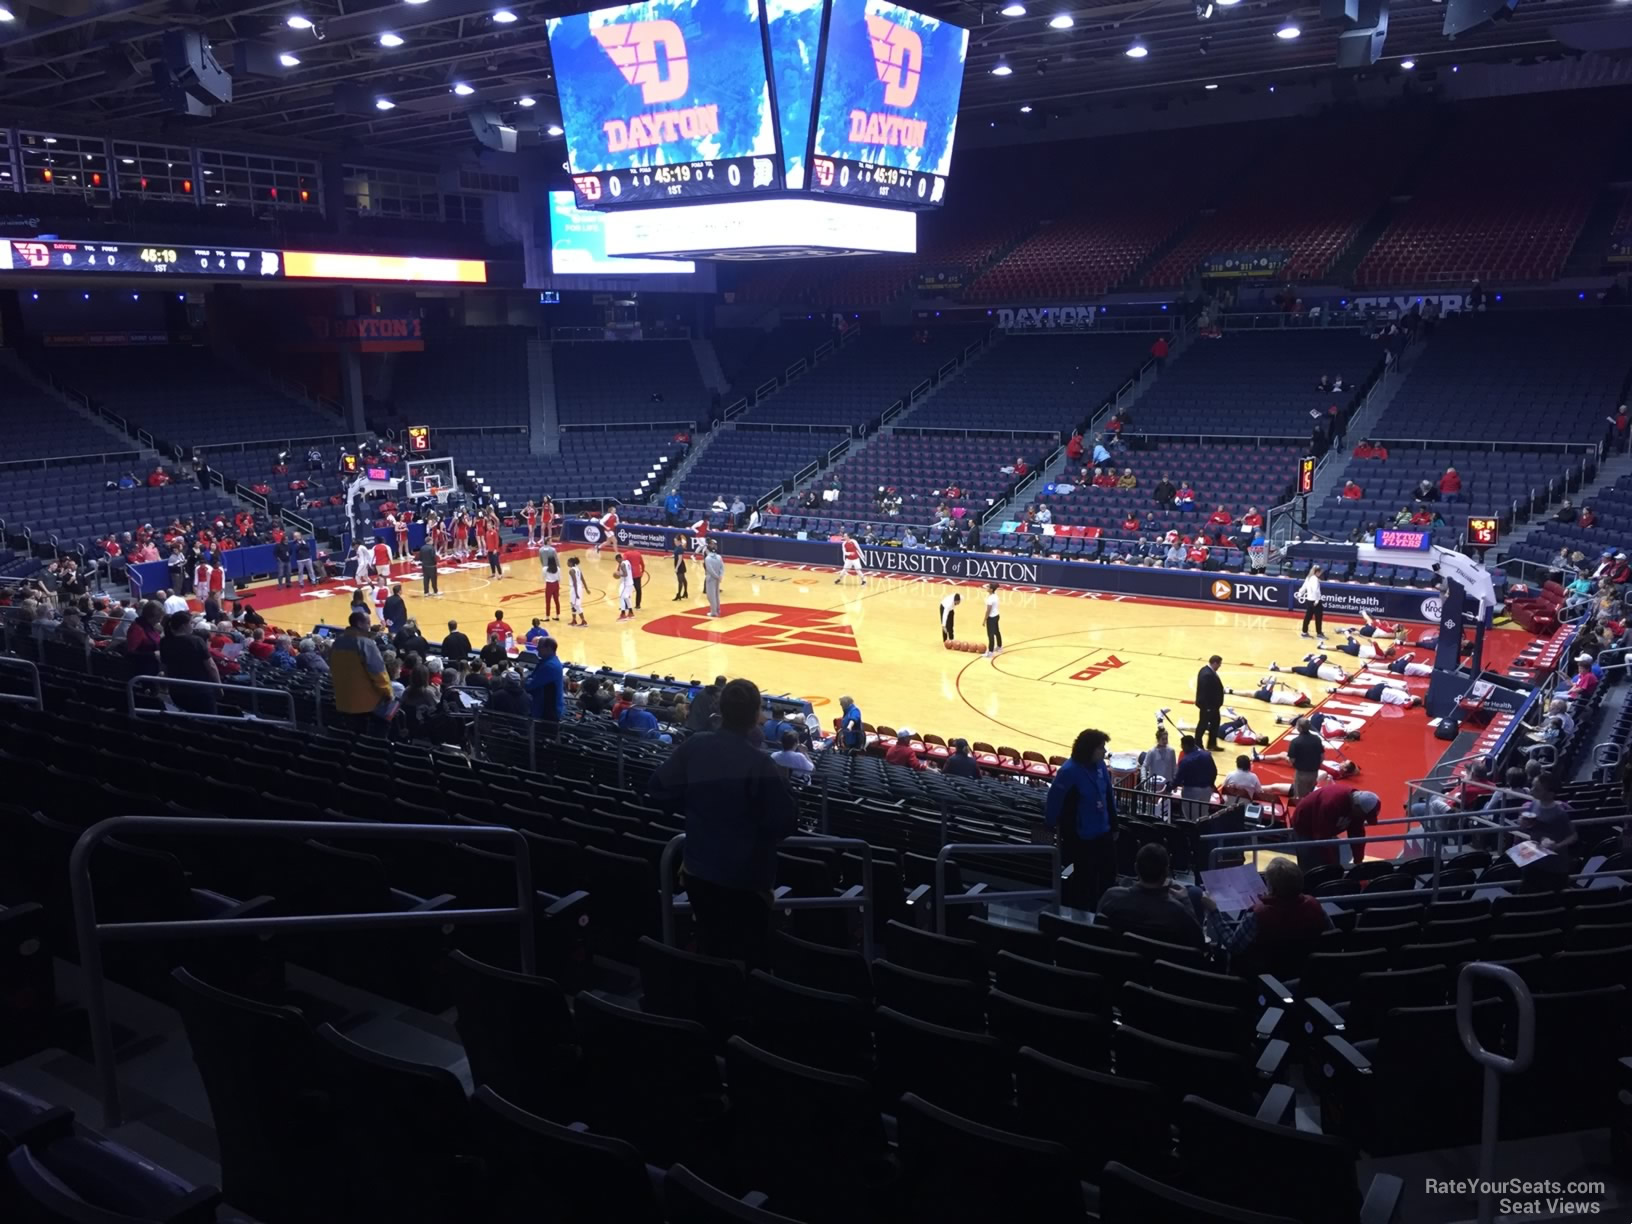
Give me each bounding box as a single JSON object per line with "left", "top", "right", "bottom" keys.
{"left": 242, "top": 543, "right": 1533, "bottom": 811}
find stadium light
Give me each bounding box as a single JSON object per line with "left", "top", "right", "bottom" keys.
{"left": 279, "top": 52, "right": 301, "bottom": 67}
{"left": 452, "top": 82, "right": 475, "bottom": 95}
{"left": 1400, "top": 58, "right": 1416, "bottom": 68}
{"left": 404, "top": 0, "right": 431, "bottom": 4}
{"left": 379, "top": 31, "right": 405, "bottom": 46}
{"left": 1020, "top": 104, "right": 1033, "bottom": 112}
{"left": 1000, "top": 3, "right": 1026, "bottom": 14}
{"left": 1204, "top": 82, "right": 1218, "bottom": 89}
{"left": 1124, "top": 40, "right": 1148, "bottom": 58}
{"left": 492, "top": 8, "right": 518, "bottom": 21}
{"left": 990, "top": 59, "right": 1013, "bottom": 75}
{"left": 1215, "top": 0, "right": 1240, "bottom": 5}
{"left": 518, "top": 96, "right": 536, "bottom": 107}
{"left": 0, "top": 6, "right": 15, "bottom": 20}
{"left": 1275, "top": 20, "right": 1300, "bottom": 38}
{"left": 374, "top": 96, "right": 396, "bottom": 110}
{"left": 546, "top": 124, "right": 565, "bottom": 136}
{"left": 1048, "top": 13, "right": 1074, "bottom": 28}
{"left": 286, "top": 14, "right": 313, "bottom": 29}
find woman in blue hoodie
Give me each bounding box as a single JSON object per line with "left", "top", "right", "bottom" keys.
{"left": 1045, "top": 728, "right": 1118, "bottom": 910}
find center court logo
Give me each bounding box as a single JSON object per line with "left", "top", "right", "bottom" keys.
{"left": 643, "top": 603, "right": 863, "bottom": 664}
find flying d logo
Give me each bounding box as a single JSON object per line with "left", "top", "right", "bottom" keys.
{"left": 594, "top": 20, "right": 689, "bottom": 103}
{"left": 643, "top": 604, "right": 863, "bottom": 664}
{"left": 866, "top": 16, "right": 922, "bottom": 107}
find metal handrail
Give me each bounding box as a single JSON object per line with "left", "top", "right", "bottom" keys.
{"left": 71, "top": 815, "right": 537, "bottom": 1127}
{"left": 1456, "top": 962, "right": 1535, "bottom": 1224}
{"left": 127, "top": 675, "right": 298, "bottom": 728}
{"left": 934, "top": 843, "right": 1061, "bottom": 935}
{"left": 658, "top": 833, "right": 877, "bottom": 961}
{"left": 0, "top": 656, "right": 43, "bottom": 710}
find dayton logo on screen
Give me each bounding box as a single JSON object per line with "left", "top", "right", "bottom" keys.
{"left": 593, "top": 20, "right": 718, "bottom": 154}
{"left": 849, "top": 16, "right": 928, "bottom": 150}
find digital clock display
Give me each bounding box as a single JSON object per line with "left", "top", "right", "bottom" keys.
{"left": 809, "top": 156, "right": 945, "bottom": 204}
{"left": 0, "top": 238, "right": 284, "bottom": 278}
{"left": 570, "top": 153, "right": 779, "bottom": 208}
{"left": 1467, "top": 516, "right": 1500, "bottom": 547}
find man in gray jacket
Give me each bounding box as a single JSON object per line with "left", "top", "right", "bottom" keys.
{"left": 703, "top": 542, "right": 725, "bottom": 617}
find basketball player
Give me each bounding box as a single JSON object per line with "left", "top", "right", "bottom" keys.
{"left": 429, "top": 512, "right": 447, "bottom": 558}
{"left": 690, "top": 519, "right": 710, "bottom": 556}
{"left": 1356, "top": 610, "right": 1404, "bottom": 640}
{"left": 983, "top": 583, "right": 1003, "bottom": 657}
{"left": 567, "top": 555, "right": 588, "bottom": 626}
{"left": 541, "top": 547, "right": 562, "bottom": 621}
{"left": 1378, "top": 652, "right": 1435, "bottom": 677}
{"left": 1332, "top": 678, "right": 1423, "bottom": 708}
{"left": 940, "top": 591, "right": 961, "bottom": 642}
{"left": 372, "top": 536, "right": 392, "bottom": 579}
{"left": 193, "top": 555, "right": 214, "bottom": 604}
{"left": 1275, "top": 709, "right": 1364, "bottom": 739}
{"left": 1163, "top": 706, "right": 1269, "bottom": 746}
{"left": 1255, "top": 746, "right": 1360, "bottom": 779}
{"left": 522, "top": 500, "right": 539, "bottom": 547}
{"left": 1227, "top": 677, "right": 1312, "bottom": 707}
{"left": 614, "top": 552, "right": 635, "bottom": 620}
{"left": 835, "top": 532, "right": 867, "bottom": 586}
{"left": 1268, "top": 655, "right": 1352, "bottom": 683}
{"left": 353, "top": 539, "right": 374, "bottom": 584}
{"left": 1331, "top": 630, "right": 1394, "bottom": 661}
{"left": 594, "top": 506, "right": 620, "bottom": 560}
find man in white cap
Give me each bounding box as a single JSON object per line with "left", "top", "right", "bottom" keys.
{"left": 1290, "top": 782, "right": 1380, "bottom": 869}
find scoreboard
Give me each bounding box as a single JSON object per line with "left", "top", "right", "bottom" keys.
{"left": 0, "top": 238, "right": 283, "bottom": 278}
{"left": 1467, "top": 516, "right": 1500, "bottom": 548}
{"left": 550, "top": 0, "right": 967, "bottom": 212}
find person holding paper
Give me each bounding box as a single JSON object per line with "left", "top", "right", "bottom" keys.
{"left": 1201, "top": 858, "right": 1331, "bottom": 969}
{"left": 1513, "top": 775, "right": 1576, "bottom": 891}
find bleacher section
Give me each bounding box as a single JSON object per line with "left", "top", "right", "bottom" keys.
{"left": 1355, "top": 96, "right": 1619, "bottom": 287}
{"left": 714, "top": 320, "right": 838, "bottom": 400}
{"left": 33, "top": 345, "right": 343, "bottom": 446}
{"left": 923, "top": 332, "right": 1156, "bottom": 433}
{"left": 2, "top": 383, "right": 135, "bottom": 460}
{"left": 202, "top": 443, "right": 352, "bottom": 540}
{"left": 459, "top": 432, "right": 683, "bottom": 508}
{"left": 1133, "top": 329, "right": 1383, "bottom": 438}
{"left": 678, "top": 429, "right": 846, "bottom": 511}
{"left": 554, "top": 340, "right": 711, "bottom": 427}
{"left": 380, "top": 326, "right": 532, "bottom": 430}
{"left": 815, "top": 434, "right": 1045, "bottom": 528}
{"left": 1504, "top": 468, "right": 1632, "bottom": 571}
{"left": 0, "top": 463, "right": 237, "bottom": 560}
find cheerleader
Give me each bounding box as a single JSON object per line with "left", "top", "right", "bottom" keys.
{"left": 391, "top": 513, "right": 410, "bottom": 560}
{"left": 430, "top": 512, "right": 447, "bottom": 558}
{"left": 522, "top": 500, "right": 539, "bottom": 547}
{"left": 539, "top": 495, "right": 555, "bottom": 545}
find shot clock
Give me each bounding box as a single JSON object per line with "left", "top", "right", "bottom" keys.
{"left": 1467, "top": 516, "right": 1500, "bottom": 548}
{"left": 407, "top": 426, "right": 432, "bottom": 455}
{"left": 1296, "top": 456, "right": 1317, "bottom": 497}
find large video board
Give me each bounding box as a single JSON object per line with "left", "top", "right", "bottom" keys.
{"left": 548, "top": 0, "right": 783, "bottom": 208}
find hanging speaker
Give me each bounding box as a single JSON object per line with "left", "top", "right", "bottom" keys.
{"left": 1442, "top": 0, "right": 1519, "bottom": 38}
{"left": 1335, "top": 0, "right": 1388, "bottom": 68}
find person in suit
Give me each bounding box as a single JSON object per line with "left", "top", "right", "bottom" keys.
{"left": 1194, "top": 654, "right": 1225, "bottom": 751}
{"left": 417, "top": 537, "right": 439, "bottom": 596}
{"left": 703, "top": 541, "right": 725, "bottom": 617}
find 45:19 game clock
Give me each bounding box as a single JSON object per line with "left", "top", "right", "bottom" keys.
{"left": 1467, "top": 516, "right": 1500, "bottom": 547}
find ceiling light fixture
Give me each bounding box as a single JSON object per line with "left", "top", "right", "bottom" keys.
{"left": 379, "top": 31, "right": 404, "bottom": 46}
{"left": 990, "top": 58, "right": 1013, "bottom": 75}
{"left": 405, "top": 0, "right": 431, "bottom": 4}
{"left": 1048, "top": 12, "right": 1073, "bottom": 28}
{"left": 286, "top": 14, "right": 313, "bottom": 29}
{"left": 1400, "top": 58, "right": 1415, "bottom": 68}
{"left": 1204, "top": 82, "right": 1218, "bottom": 89}
{"left": 1275, "top": 20, "right": 1300, "bottom": 38}
{"left": 1124, "top": 40, "right": 1148, "bottom": 58}
{"left": 121, "top": 158, "right": 135, "bottom": 165}
{"left": 546, "top": 124, "right": 564, "bottom": 136}
{"left": 42, "top": 137, "right": 57, "bottom": 144}
{"left": 518, "top": 95, "right": 536, "bottom": 107}
{"left": 1215, "top": 0, "right": 1240, "bottom": 5}
{"left": 452, "top": 81, "right": 475, "bottom": 95}
{"left": 1020, "top": 104, "right": 1033, "bottom": 112}
{"left": 492, "top": 8, "right": 518, "bottom": 21}
{"left": 0, "top": 6, "right": 16, "bottom": 21}
{"left": 1000, "top": 2, "right": 1026, "bottom": 14}
{"left": 375, "top": 96, "right": 396, "bottom": 110}
{"left": 279, "top": 52, "right": 301, "bottom": 67}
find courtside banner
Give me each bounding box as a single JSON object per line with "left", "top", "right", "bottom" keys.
{"left": 548, "top": 0, "right": 779, "bottom": 175}
{"left": 561, "top": 520, "right": 1448, "bottom": 622}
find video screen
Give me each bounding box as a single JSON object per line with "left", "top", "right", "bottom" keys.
{"left": 548, "top": 0, "right": 782, "bottom": 207}
{"left": 809, "top": 0, "right": 967, "bottom": 204}
{"left": 764, "top": 0, "right": 824, "bottom": 191}
{"left": 548, "top": 191, "right": 698, "bottom": 275}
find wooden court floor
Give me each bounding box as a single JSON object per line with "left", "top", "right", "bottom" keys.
{"left": 259, "top": 547, "right": 1382, "bottom": 762}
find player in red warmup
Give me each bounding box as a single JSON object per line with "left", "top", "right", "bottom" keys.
{"left": 835, "top": 533, "right": 868, "bottom": 587}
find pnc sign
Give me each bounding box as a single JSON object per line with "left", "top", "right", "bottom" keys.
{"left": 1210, "top": 579, "right": 1282, "bottom": 605}
{"left": 594, "top": 20, "right": 719, "bottom": 153}
{"left": 643, "top": 603, "right": 864, "bottom": 664}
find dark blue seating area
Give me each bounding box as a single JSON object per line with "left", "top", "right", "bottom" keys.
{"left": 2, "top": 384, "right": 134, "bottom": 461}
{"left": 1369, "top": 312, "right": 1630, "bottom": 445}
{"left": 678, "top": 429, "right": 845, "bottom": 510}
{"left": 554, "top": 340, "right": 710, "bottom": 427}
{"left": 739, "top": 326, "right": 985, "bottom": 427}
{"left": 0, "top": 461, "right": 235, "bottom": 557}
{"left": 381, "top": 326, "right": 532, "bottom": 430}
{"left": 1136, "top": 330, "right": 1382, "bottom": 437}
{"left": 1310, "top": 447, "right": 1589, "bottom": 548}
{"left": 34, "top": 345, "right": 344, "bottom": 446}
{"left": 819, "top": 434, "right": 1041, "bottom": 527}
{"left": 1508, "top": 469, "right": 1632, "bottom": 568}
{"left": 458, "top": 432, "right": 683, "bottom": 508}
{"left": 204, "top": 444, "right": 352, "bottom": 538}
{"left": 926, "top": 332, "right": 1156, "bottom": 434}
{"left": 714, "top": 320, "right": 838, "bottom": 398}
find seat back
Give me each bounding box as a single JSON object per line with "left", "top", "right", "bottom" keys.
{"left": 895, "top": 1093, "right": 1083, "bottom": 1223}
{"left": 635, "top": 936, "right": 747, "bottom": 1042}
{"left": 1178, "top": 1095, "right": 1360, "bottom": 1224}
{"left": 743, "top": 969, "right": 873, "bottom": 1076}
{"left": 447, "top": 950, "right": 580, "bottom": 1121}
{"left": 872, "top": 958, "right": 987, "bottom": 1031}
{"left": 1100, "top": 1160, "right": 1303, "bottom": 1224}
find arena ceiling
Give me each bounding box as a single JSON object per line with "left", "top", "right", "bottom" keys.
{"left": 0, "top": 0, "right": 1624, "bottom": 158}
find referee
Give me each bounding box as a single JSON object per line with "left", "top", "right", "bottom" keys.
{"left": 1298, "top": 565, "right": 1325, "bottom": 638}
{"left": 940, "top": 592, "right": 961, "bottom": 642}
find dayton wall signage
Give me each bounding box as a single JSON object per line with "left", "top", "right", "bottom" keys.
{"left": 995, "top": 306, "right": 1097, "bottom": 331}
{"left": 290, "top": 315, "right": 425, "bottom": 352}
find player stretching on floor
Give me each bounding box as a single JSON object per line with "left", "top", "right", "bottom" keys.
{"left": 1377, "top": 652, "right": 1435, "bottom": 677}
{"left": 1275, "top": 709, "right": 1364, "bottom": 739}
{"left": 1331, "top": 629, "right": 1396, "bottom": 661}
{"left": 835, "top": 533, "right": 867, "bottom": 586}
{"left": 1332, "top": 674, "right": 1423, "bottom": 707}
{"left": 1159, "top": 706, "right": 1269, "bottom": 746}
{"left": 1269, "top": 654, "right": 1352, "bottom": 683}
{"left": 1227, "top": 677, "right": 1312, "bottom": 707}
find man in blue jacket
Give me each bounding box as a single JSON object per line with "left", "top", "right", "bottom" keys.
{"left": 1044, "top": 728, "right": 1118, "bottom": 909}
{"left": 524, "top": 637, "right": 564, "bottom": 725}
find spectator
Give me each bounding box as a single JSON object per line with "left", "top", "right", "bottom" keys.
{"left": 1579, "top": 506, "right": 1598, "bottom": 530}
{"left": 1044, "top": 728, "right": 1118, "bottom": 909}
{"left": 941, "top": 739, "right": 980, "bottom": 779}
{"left": 296, "top": 637, "right": 329, "bottom": 674}
{"left": 1565, "top": 655, "right": 1599, "bottom": 701}
{"left": 1118, "top": 468, "right": 1137, "bottom": 490}
{"left": 1097, "top": 843, "right": 1204, "bottom": 948}
{"left": 1413, "top": 477, "right": 1438, "bottom": 503}
{"left": 1173, "top": 733, "right": 1218, "bottom": 817}
{"left": 1142, "top": 725, "right": 1177, "bottom": 791}
{"left": 1149, "top": 335, "right": 1169, "bottom": 366}
{"left": 161, "top": 587, "right": 190, "bottom": 617}
{"left": 579, "top": 674, "right": 612, "bottom": 717}
{"left": 486, "top": 671, "right": 528, "bottom": 717}
{"left": 402, "top": 665, "right": 439, "bottom": 717}
{"left": 838, "top": 695, "right": 865, "bottom": 752}
{"left": 1013, "top": 456, "right": 1030, "bottom": 478}
{"left": 159, "top": 609, "right": 218, "bottom": 714}
{"left": 1286, "top": 717, "right": 1325, "bottom": 797}
{"left": 441, "top": 620, "right": 472, "bottom": 660}
{"left": 1202, "top": 857, "right": 1330, "bottom": 967}
{"left": 1091, "top": 436, "right": 1112, "bottom": 466}
{"left": 644, "top": 678, "right": 797, "bottom": 964}
{"left": 884, "top": 729, "right": 926, "bottom": 771}
{"left": 1065, "top": 430, "right": 1084, "bottom": 462}
{"left": 1122, "top": 512, "right": 1141, "bottom": 533}
{"left": 394, "top": 619, "right": 431, "bottom": 658}
{"left": 1174, "top": 483, "right": 1196, "bottom": 511}
{"left": 1222, "top": 754, "right": 1262, "bottom": 798}
{"left": 331, "top": 611, "right": 394, "bottom": 734}
{"left": 382, "top": 585, "right": 407, "bottom": 633}
{"left": 1438, "top": 467, "right": 1462, "bottom": 499}
{"left": 1206, "top": 505, "right": 1233, "bottom": 530}
{"left": 525, "top": 638, "right": 565, "bottom": 724}
{"left": 619, "top": 691, "right": 663, "bottom": 739}
{"left": 1289, "top": 783, "right": 1379, "bottom": 869}
{"left": 1555, "top": 499, "right": 1578, "bottom": 525}
{"left": 1352, "top": 439, "right": 1389, "bottom": 460}
{"left": 770, "top": 730, "right": 815, "bottom": 781}
{"left": 686, "top": 680, "right": 721, "bottom": 732}
{"left": 1092, "top": 467, "right": 1118, "bottom": 489}
{"left": 1514, "top": 774, "right": 1576, "bottom": 891}
{"left": 1342, "top": 480, "right": 1363, "bottom": 501}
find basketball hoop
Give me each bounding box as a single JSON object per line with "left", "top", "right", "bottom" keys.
{"left": 1248, "top": 542, "right": 1269, "bottom": 572}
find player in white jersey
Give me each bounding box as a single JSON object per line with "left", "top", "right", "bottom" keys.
{"left": 567, "top": 555, "right": 588, "bottom": 626}
{"left": 614, "top": 552, "right": 635, "bottom": 620}
{"left": 834, "top": 533, "right": 867, "bottom": 586}
{"left": 1333, "top": 677, "right": 1423, "bottom": 707}
{"left": 1268, "top": 655, "right": 1351, "bottom": 683}
{"left": 1227, "top": 676, "right": 1312, "bottom": 707}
